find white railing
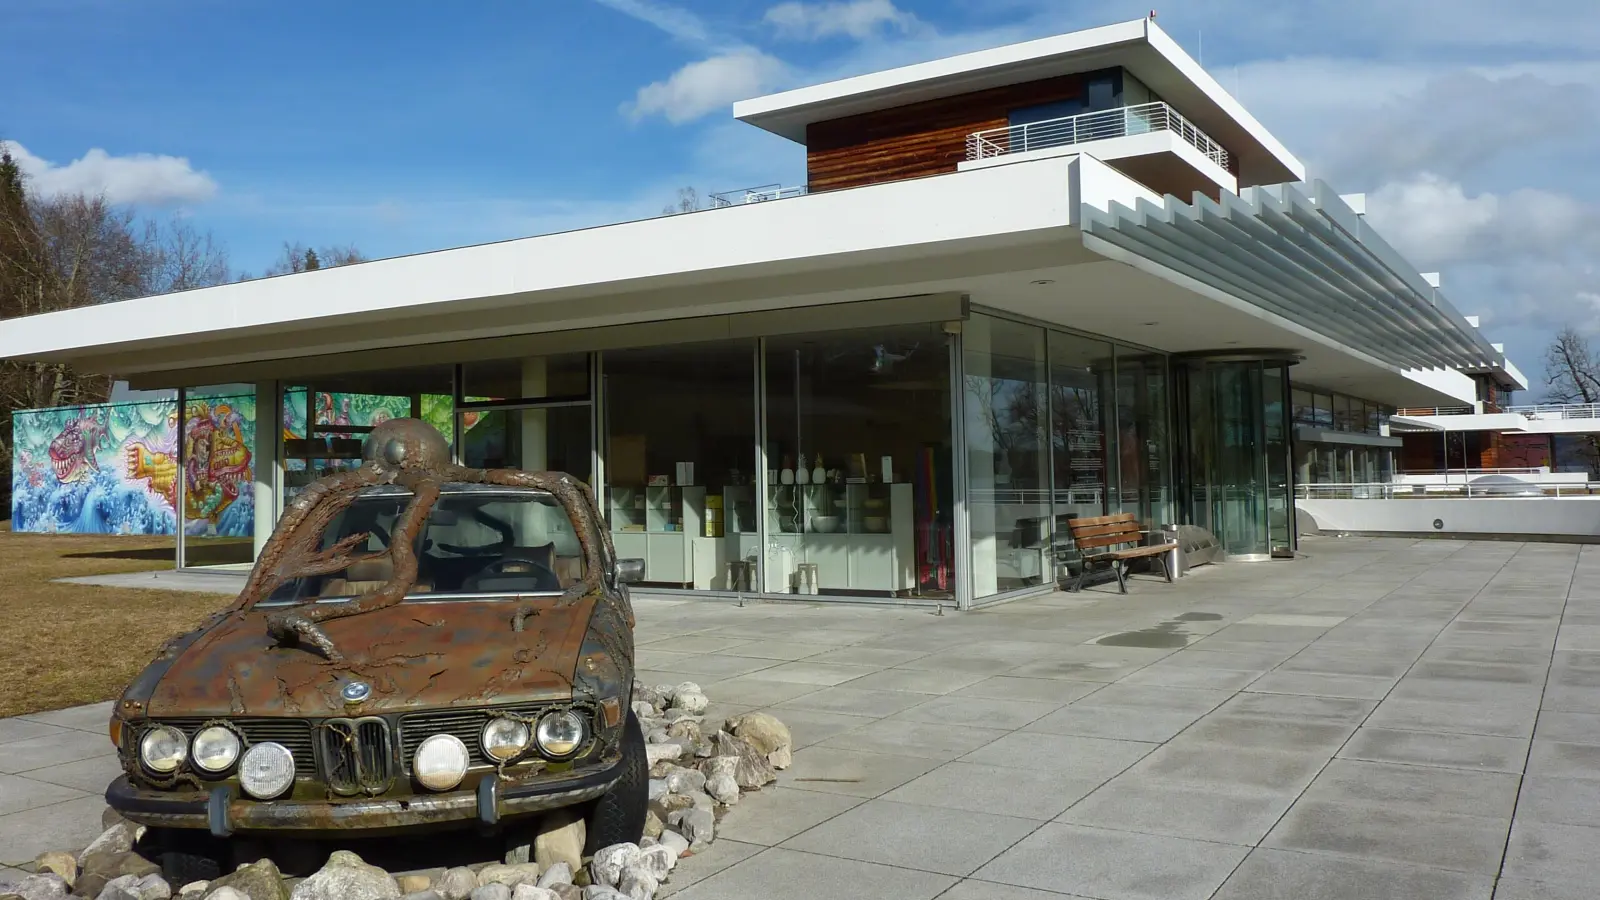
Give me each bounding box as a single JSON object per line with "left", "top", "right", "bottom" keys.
{"left": 1507, "top": 402, "right": 1600, "bottom": 420}
{"left": 1395, "top": 406, "right": 1475, "bottom": 417}
{"left": 1298, "top": 481, "right": 1600, "bottom": 500}
{"left": 965, "top": 101, "right": 1231, "bottom": 170}
{"left": 710, "top": 184, "right": 808, "bottom": 207}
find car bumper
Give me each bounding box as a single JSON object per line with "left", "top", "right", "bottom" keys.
{"left": 106, "top": 755, "right": 624, "bottom": 836}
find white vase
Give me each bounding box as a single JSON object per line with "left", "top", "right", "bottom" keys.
{"left": 812, "top": 457, "right": 826, "bottom": 485}
{"left": 780, "top": 468, "right": 794, "bottom": 485}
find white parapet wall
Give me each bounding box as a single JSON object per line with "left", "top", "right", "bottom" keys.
{"left": 1297, "top": 498, "right": 1600, "bottom": 541}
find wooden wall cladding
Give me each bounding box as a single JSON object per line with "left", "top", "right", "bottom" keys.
{"left": 806, "top": 74, "right": 1084, "bottom": 193}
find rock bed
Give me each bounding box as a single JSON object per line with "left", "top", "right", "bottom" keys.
{"left": 2, "top": 681, "right": 791, "bottom": 900}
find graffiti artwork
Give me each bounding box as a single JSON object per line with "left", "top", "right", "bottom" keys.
{"left": 10, "top": 394, "right": 257, "bottom": 536}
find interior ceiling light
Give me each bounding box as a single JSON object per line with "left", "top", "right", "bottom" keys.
{"left": 1029, "top": 279, "right": 1055, "bottom": 285}
{"left": 1141, "top": 321, "right": 1159, "bottom": 326}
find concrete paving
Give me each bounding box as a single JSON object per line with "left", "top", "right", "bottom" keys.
{"left": 5, "top": 534, "right": 1599, "bottom": 899}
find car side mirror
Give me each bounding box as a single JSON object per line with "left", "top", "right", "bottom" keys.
{"left": 615, "top": 558, "right": 645, "bottom": 584}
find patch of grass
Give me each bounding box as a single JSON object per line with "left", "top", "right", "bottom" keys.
{"left": 0, "top": 522, "right": 237, "bottom": 719}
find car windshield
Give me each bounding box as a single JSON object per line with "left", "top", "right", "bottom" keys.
{"left": 262, "top": 486, "right": 587, "bottom": 605}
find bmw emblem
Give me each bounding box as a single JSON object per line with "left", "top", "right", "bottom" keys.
{"left": 341, "top": 681, "right": 372, "bottom": 703}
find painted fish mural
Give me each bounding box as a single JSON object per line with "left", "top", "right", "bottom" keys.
{"left": 47, "top": 415, "right": 111, "bottom": 484}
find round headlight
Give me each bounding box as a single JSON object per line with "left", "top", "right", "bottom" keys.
{"left": 414, "top": 734, "right": 470, "bottom": 791}
{"left": 139, "top": 725, "right": 187, "bottom": 774}
{"left": 238, "top": 742, "right": 296, "bottom": 799}
{"left": 535, "top": 710, "right": 588, "bottom": 758}
{"left": 481, "top": 717, "right": 532, "bottom": 763}
{"left": 191, "top": 726, "right": 242, "bottom": 774}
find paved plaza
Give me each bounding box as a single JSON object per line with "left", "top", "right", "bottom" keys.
{"left": 5, "top": 535, "right": 1600, "bottom": 899}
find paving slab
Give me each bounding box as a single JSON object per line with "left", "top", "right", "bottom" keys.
{"left": 1301, "top": 759, "right": 1521, "bottom": 819}
{"left": 1056, "top": 776, "right": 1297, "bottom": 845}
{"left": 656, "top": 839, "right": 765, "bottom": 898}
{"left": 1502, "top": 819, "right": 1600, "bottom": 889}
{"left": 0, "top": 795, "right": 108, "bottom": 866}
{"left": 1245, "top": 672, "right": 1398, "bottom": 700}
{"left": 960, "top": 731, "right": 1154, "bottom": 779}
{"left": 16, "top": 702, "right": 112, "bottom": 734}
{"left": 1262, "top": 799, "right": 1509, "bottom": 875}
{"left": 1514, "top": 775, "right": 1600, "bottom": 828}
{"left": 883, "top": 761, "right": 1105, "bottom": 821}
{"left": 779, "top": 746, "right": 942, "bottom": 798}
{"left": 950, "top": 676, "right": 1106, "bottom": 704}
{"left": 0, "top": 731, "right": 115, "bottom": 775}
{"left": 1210, "top": 847, "right": 1492, "bottom": 900}
{"left": 9, "top": 756, "right": 119, "bottom": 795}
{"left": 1365, "top": 697, "right": 1538, "bottom": 738}
{"left": 670, "top": 847, "right": 956, "bottom": 900}
{"left": 0, "top": 775, "right": 91, "bottom": 818}
{"left": 712, "top": 787, "right": 865, "bottom": 847}
{"left": 1525, "top": 739, "right": 1600, "bottom": 780}
{"left": 819, "top": 718, "right": 1010, "bottom": 761}
{"left": 773, "top": 685, "right": 930, "bottom": 718}
{"left": 973, "top": 822, "right": 1250, "bottom": 900}
{"left": 780, "top": 799, "right": 1039, "bottom": 876}
{"left": 1338, "top": 727, "right": 1529, "bottom": 773}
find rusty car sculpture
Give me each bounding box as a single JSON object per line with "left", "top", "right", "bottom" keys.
{"left": 104, "top": 418, "right": 647, "bottom": 880}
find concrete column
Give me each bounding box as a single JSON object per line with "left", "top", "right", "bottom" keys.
{"left": 253, "top": 380, "right": 281, "bottom": 561}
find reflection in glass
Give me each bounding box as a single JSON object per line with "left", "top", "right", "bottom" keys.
{"left": 460, "top": 353, "right": 589, "bottom": 402}
{"left": 602, "top": 342, "right": 755, "bottom": 590}
{"left": 767, "top": 325, "right": 953, "bottom": 599}
{"left": 964, "top": 315, "right": 1049, "bottom": 596}
{"left": 1048, "top": 332, "right": 1113, "bottom": 577}
{"left": 180, "top": 384, "right": 258, "bottom": 567}
{"left": 460, "top": 407, "right": 592, "bottom": 484}
{"left": 1116, "top": 350, "right": 1171, "bottom": 527}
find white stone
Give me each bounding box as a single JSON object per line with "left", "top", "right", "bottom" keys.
{"left": 475, "top": 865, "right": 542, "bottom": 889}
{"left": 469, "top": 886, "right": 510, "bottom": 900}
{"left": 12, "top": 874, "right": 69, "bottom": 900}
{"left": 434, "top": 869, "right": 478, "bottom": 900}
{"left": 533, "top": 863, "right": 571, "bottom": 890}
{"left": 534, "top": 808, "right": 586, "bottom": 876}
{"left": 77, "top": 823, "right": 144, "bottom": 868}
{"left": 656, "top": 830, "right": 690, "bottom": 859}
{"left": 205, "top": 890, "right": 248, "bottom": 900}
{"left": 588, "top": 844, "right": 640, "bottom": 889}
{"left": 177, "top": 882, "right": 208, "bottom": 898}
{"left": 670, "top": 681, "right": 702, "bottom": 700}
{"left": 509, "top": 888, "right": 557, "bottom": 900}
{"left": 615, "top": 866, "right": 657, "bottom": 900}
{"left": 580, "top": 888, "right": 629, "bottom": 900}
{"left": 647, "top": 778, "right": 669, "bottom": 802}
{"left": 635, "top": 845, "right": 677, "bottom": 879}
{"left": 663, "top": 767, "right": 705, "bottom": 795}
{"left": 665, "top": 807, "right": 714, "bottom": 846}
{"left": 289, "top": 850, "right": 401, "bottom": 900}
{"left": 669, "top": 691, "right": 708, "bottom": 714}
{"left": 705, "top": 771, "right": 739, "bottom": 804}
{"left": 645, "top": 743, "right": 683, "bottom": 765}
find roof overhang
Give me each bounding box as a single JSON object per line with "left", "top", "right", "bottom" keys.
{"left": 733, "top": 18, "right": 1304, "bottom": 187}
{"left": 1294, "top": 426, "right": 1404, "bottom": 448}
{"left": 1079, "top": 179, "right": 1505, "bottom": 374}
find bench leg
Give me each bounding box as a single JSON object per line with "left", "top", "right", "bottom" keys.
{"left": 1069, "top": 564, "right": 1087, "bottom": 593}
{"left": 1157, "top": 554, "right": 1173, "bottom": 584}
{"left": 1114, "top": 561, "right": 1128, "bottom": 594}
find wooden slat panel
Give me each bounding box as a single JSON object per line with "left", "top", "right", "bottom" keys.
{"left": 806, "top": 74, "right": 1084, "bottom": 192}
{"left": 1106, "top": 543, "right": 1178, "bottom": 559}
{"left": 1067, "top": 512, "right": 1139, "bottom": 528}
{"left": 1075, "top": 532, "right": 1144, "bottom": 550}
{"left": 1069, "top": 520, "right": 1142, "bottom": 538}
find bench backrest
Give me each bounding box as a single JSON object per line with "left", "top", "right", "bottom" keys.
{"left": 1065, "top": 512, "right": 1144, "bottom": 551}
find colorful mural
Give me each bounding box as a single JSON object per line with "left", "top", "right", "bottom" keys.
{"left": 10, "top": 392, "right": 256, "bottom": 536}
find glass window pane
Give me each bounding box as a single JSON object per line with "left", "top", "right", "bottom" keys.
{"left": 461, "top": 406, "right": 592, "bottom": 482}
{"left": 461, "top": 353, "right": 589, "bottom": 402}
{"left": 1264, "top": 366, "right": 1291, "bottom": 555}
{"left": 1116, "top": 350, "right": 1170, "bottom": 528}
{"left": 964, "top": 316, "right": 1049, "bottom": 597}
{"left": 603, "top": 341, "right": 755, "bottom": 590}
{"left": 1049, "top": 332, "right": 1113, "bottom": 578}
{"left": 1292, "top": 388, "right": 1315, "bottom": 427}
{"left": 767, "top": 326, "right": 953, "bottom": 599}
{"left": 182, "top": 385, "right": 258, "bottom": 566}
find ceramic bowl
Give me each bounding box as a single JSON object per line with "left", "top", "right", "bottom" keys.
{"left": 863, "top": 516, "right": 889, "bottom": 534}
{"left": 810, "top": 515, "right": 841, "bottom": 533}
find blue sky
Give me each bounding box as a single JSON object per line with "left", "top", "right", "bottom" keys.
{"left": 5, "top": 0, "right": 1598, "bottom": 393}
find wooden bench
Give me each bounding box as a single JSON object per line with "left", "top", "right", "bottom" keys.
{"left": 1063, "top": 512, "right": 1179, "bottom": 593}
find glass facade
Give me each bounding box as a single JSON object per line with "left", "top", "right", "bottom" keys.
{"left": 1176, "top": 358, "right": 1294, "bottom": 559}
{"left": 240, "top": 309, "right": 1337, "bottom": 600}
{"left": 1289, "top": 382, "right": 1398, "bottom": 491}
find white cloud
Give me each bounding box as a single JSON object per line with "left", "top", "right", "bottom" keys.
{"left": 764, "top": 0, "right": 922, "bottom": 41}
{"left": 624, "top": 51, "right": 788, "bottom": 124}
{"left": 1366, "top": 173, "right": 1597, "bottom": 267}
{"left": 588, "top": 0, "right": 714, "bottom": 46}
{"left": 3, "top": 140, "right": 217, "bottom": 205}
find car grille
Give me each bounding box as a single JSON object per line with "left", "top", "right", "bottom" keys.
{"left": 399, "top": 703, "right": 596, "bottom": 770}
{"left": 316, "top": 718, "right": 394, "bottom": 796}
{"left": 157, "top": 718, "right": 316, "bottom": 772}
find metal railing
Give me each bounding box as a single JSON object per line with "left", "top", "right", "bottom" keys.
{"left": 965, "top": 101, "right": 1231, "bottom": 170}
{"left": 710, "top": 184, "right": 808, "bottom": 207}
{"left": 1298, "top": 481, "right": 1600, "bottom": 499}
{"left": 1395, "top": 406, "right": 1474, "bottom": 417}
{"left": 1506, "top": 402, "right": 1600, "bottom": 420}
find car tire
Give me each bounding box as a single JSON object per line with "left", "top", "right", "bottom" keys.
{"left": 583, "top": 713, "right": 648, "bottom": 853}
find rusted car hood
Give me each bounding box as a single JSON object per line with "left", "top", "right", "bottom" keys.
{"left": 140, "top": 595, "right": 598, "bottom": 718}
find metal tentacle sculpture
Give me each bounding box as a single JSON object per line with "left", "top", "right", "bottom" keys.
{"left": 237, "top": 418, "right": 607, "bottom": 663}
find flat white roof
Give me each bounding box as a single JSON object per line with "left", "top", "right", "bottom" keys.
{"left": 734, "top": 18, "right": 1304, "bottom": 188}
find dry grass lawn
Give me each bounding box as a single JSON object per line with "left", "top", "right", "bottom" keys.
{"left": 0, "top": 522, "right": 239, "bottom": 719}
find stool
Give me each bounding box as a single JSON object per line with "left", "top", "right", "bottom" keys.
{"left": 725, "top": 560, "right": 752, "bottom": 592}
{"left": 795, "top": 563, "right": 819, "bottom": 595}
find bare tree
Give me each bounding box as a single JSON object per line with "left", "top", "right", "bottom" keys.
{"left": 662, "top": 187, "right": 705, "bottom": 216}
{"left": 262, "top": 241, "right": 367, "bottom": 275}
{"left": 145, "top": 217, "right": 232, "bottom": 293}
{"left": 1543, "top": 326, "right": 1600, "bottom": 476}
